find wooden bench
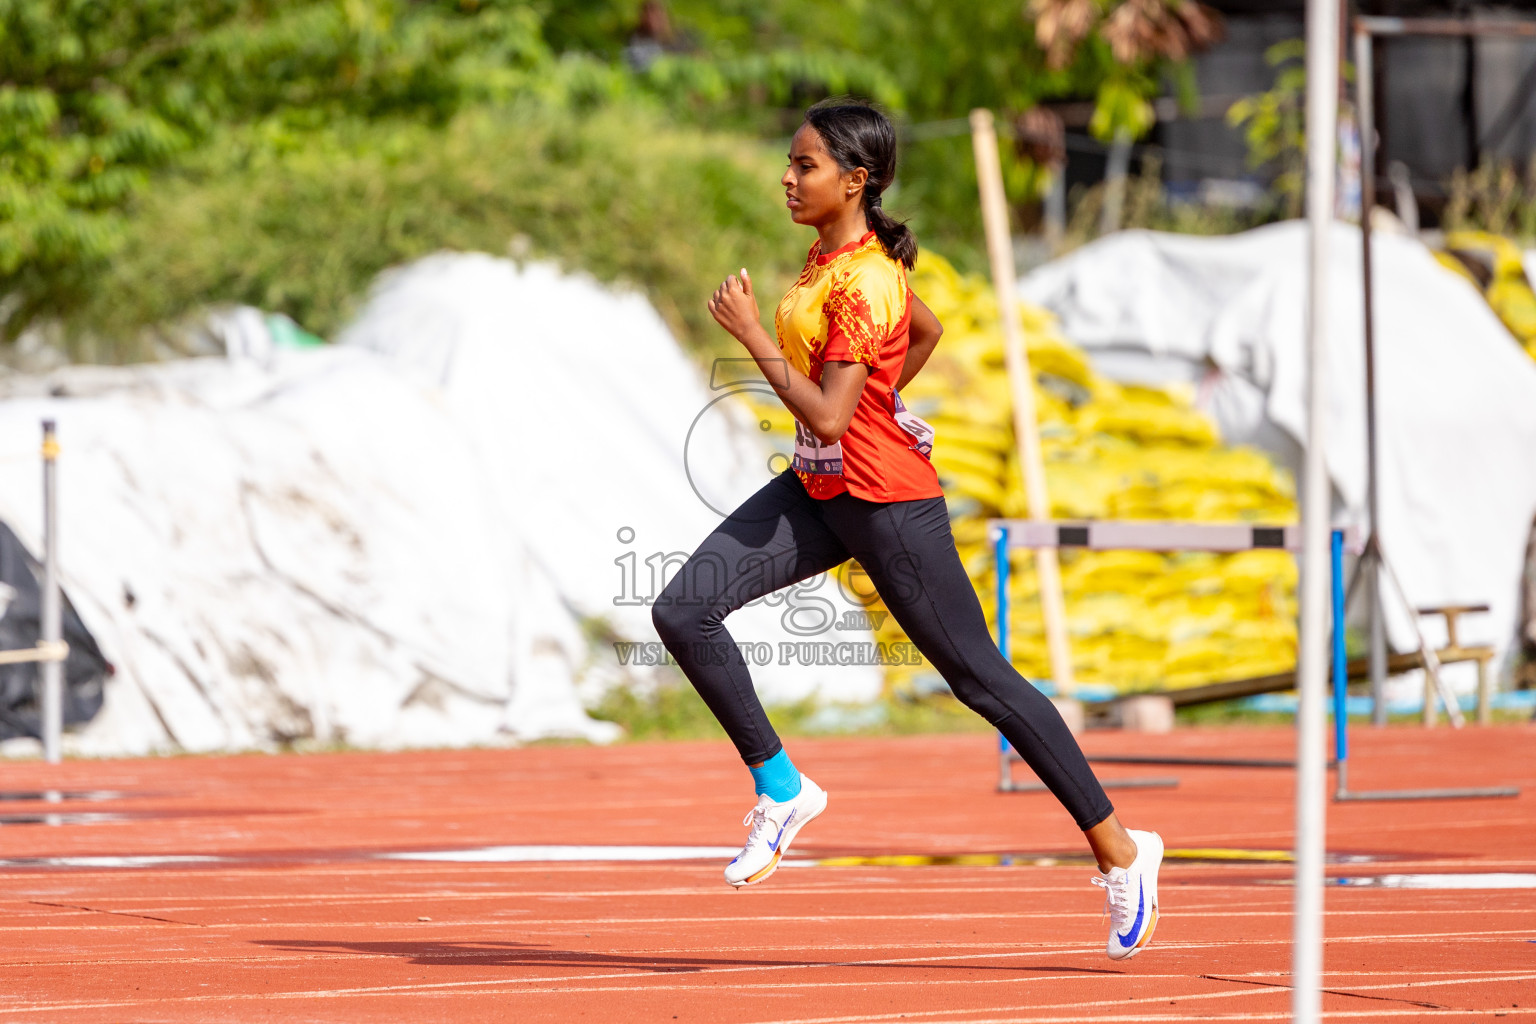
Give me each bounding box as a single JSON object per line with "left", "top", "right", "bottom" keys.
{"left": 1415, "top": 604, "right": 1496, "bottom": 726}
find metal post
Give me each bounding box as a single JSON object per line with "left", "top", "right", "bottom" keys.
{"left": 1332, "top": 530, "right": 1349, "bottom": 798}
{"left": 1354, "top": 24, "right": 1389, "bottom": 729}
{"left": 1099, "top": 128, "right": 1132, "bottom": 236}
{"left": 1295, "top": 0, "right": 1341, "bottom": 1018}
{"left": 995, "top": 525, "right": 1011, "bottom": 789}
{"left": 995, "top": 525, "right": 1011, "bottom": 660}
{"left": 1044, "top": 173, "right": 1066, "bottom": 255}
{"left": 40, "top": 420, "right": 62, "bottom": 764}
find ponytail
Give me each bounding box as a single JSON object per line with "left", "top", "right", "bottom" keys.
{"left": 804, "top": 100, "right": 918, "bottom": 269}
{"left": 865, "top": 196, "right": 917, "bottom": 270}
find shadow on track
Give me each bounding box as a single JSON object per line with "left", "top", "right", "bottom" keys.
{"left": 253, "top": 939, "right": 1123, "bottom": 976}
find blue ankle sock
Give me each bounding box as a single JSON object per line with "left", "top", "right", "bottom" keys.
{"left": 749, "top": 748, "right": 803, "bottom": 803}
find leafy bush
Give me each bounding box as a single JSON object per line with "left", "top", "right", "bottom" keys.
{"left": 3, "top": 0, "right": 1221, "bottom": 358}
{"left": 1, "top": 0, "right": 577, "bottom": 344}
{"left": 71, "top": 105, "right": 806, "bottom": 357}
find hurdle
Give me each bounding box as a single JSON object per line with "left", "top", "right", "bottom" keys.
{"left": 0, "top": 421, "right": 69, "bottom": 764}
{"left": 990, "top": 518, "right": 1518, "bottom": 800}
{"left": 989, "top": 519, "right": 1353, "bottom": 791}
{"left": 1330, "top": 529, "right": 1519, "bottom": 801}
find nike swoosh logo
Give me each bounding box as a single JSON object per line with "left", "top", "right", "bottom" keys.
{"left": 1116, "top": 879, "right": 1146, "bottom": 945}
{"left": 768, "top": 809, "right": 797, "bottom": 852}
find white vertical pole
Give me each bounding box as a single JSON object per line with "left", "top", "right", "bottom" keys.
{"left": 1295, "top": 1, "right": 1340, "bottom": 1021}
{"left": 970, "top": 108, "right": 1076, "bottom": 697}
{"left": 1098, "top": 128, "right": 1133, "bottom": 236}
{"left": 40, "top": 419, "right": 62, "bottom": 765}
{"left": 1354, "top": 24, "right": 1391, "bottom": 730}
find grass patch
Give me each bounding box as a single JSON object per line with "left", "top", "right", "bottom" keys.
{"left": 588, "top": 682, "right": 994, "bottom": 744}
{"left": 1176, "top": 698, "right": 1536, "bottom": 727}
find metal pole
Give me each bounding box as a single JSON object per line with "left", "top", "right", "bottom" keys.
{"left": 970, "top": 108, "right": 1076, "bottom": 697}
{"left": 1099, "top": 128, "right": 1132, "bottom": 235}
{"left": 1332, "top": 530, "right": 1349, "bottom": 798}
{"left": 1295, "top": 0, "right": 1340, "bottom": 1018}
{"left": 995, "top": 525, "right": 1012, "bottom": 790}
{"left": 40, "top": 420, "right": 62, "bottom": 764}
{"left": 1354, "top": 24, "right": 1390, "bottom": 729}
{"left": 1044, "top": 173, "right": 1066, "bottom": 255}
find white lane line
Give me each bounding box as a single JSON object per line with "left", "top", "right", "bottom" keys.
{"left": 1, "top": 907, "right": 1533, "bottom": 934}
{"left": 376, "top": 845, "right": 744, "bottom": 863}
{"left": 14, "top": 947, "right": 1530, "bottom": 1016}
{"left": 4, "top": 938, "right": 1533, "bottom": 973}
{"left": 1334, "top": 872, "right": 1536, "bottom": 889}
{"left": 1186, "top": 816, "right": 1536, "bottom": 845}
{"left": 476, "top": 966, "right": 1536, "bottom": 1006}
{"left": 748, "top": 972, "right": 1536, "bottom": 1024}
{"left": 0, "top": 944, "right": 1234, "bottom": 1013}
{"left": 0, "top": 884, "right": 1144, "bottom": 910}
{"left": 371, "top": 966, "right": 1536, "bottom": 998}
{"left": 0, "top": 888, "right": 1516, "bottom": 922}
{"left": 0, "top": 885, "right": 1306, "bottom": 909}
{"left": 761, "top": 1009, "right": 1536, "bottom": 1024}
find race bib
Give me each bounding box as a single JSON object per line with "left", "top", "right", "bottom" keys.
{"left": 792, "top": 419, "right": 844, "bottom": 476}
{"left": 892, "top": 390, "right": 935, "bottom": 459}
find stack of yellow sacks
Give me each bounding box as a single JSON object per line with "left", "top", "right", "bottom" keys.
{"left": 749, "top": 252, "right": 1299, "bottom": 696}
{"left": 1433, "top": 231, "right": 1536, "bottom": 362}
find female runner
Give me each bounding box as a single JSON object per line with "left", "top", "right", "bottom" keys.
{"left": 651, "top": 101, "right": 1163, "bottom": 960}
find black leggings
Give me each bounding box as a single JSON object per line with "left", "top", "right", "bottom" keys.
{"left": 651, "top": 470, "right": 1114, "bottom": 831}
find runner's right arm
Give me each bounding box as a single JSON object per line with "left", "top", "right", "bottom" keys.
{"left": 708, "top": 270, "right": 869, "bottom": 445}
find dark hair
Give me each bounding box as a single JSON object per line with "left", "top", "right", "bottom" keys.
{"left": 802, "top": 101, "right": 917, "bottom": 269}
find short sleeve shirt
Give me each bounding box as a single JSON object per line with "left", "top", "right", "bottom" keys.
{"left": 773, "top": 232, "right": 943, "bottom": 502}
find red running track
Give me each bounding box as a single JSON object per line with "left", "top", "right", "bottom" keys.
{"left": 0, "top": 724, "right": 1533, "bottom": 1022}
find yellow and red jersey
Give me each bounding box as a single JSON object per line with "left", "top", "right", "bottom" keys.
{"left": 773, "top": 231, "right": 942, "bottom": 503}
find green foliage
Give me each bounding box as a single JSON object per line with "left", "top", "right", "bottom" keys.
{"left": 588, "top": 679, "right": 734, "bottom": 743}
{"left": 1061, "top": 155, "right": 1262, "bottom": 249}
{"left": 650, "top": 0, "right": 1182, "bottom": 261}
{"left": 1226, "top": 39, "right": 1354, "bottom": 222}
{"left": 1, "top": 0, "right": 562, "bottom": 341}
{"left": 3, "top": 0, "right": 1217, "bottom": 358}
{"left": 1226, "top": 40, "right": 1307, "bottom": 219}
{"left": 75, "top": 105, "right": 805, "bottom": 356}
{"left": 1444, "top": 160, "right": 1536, "bottom": 245}
{"left": 587, "top": 678, "right": 993, "bottom": 743}
{"left": 1090, "top": 76, "right": 1157, "bottom": 143}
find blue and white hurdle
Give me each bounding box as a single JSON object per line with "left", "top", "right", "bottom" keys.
{"left": 984, "top": 519, "right": 1514, "bottom": 801}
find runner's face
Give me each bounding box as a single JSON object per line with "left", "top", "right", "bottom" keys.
{"left": 782, "top": 125, "right": 856, "bottom": 227}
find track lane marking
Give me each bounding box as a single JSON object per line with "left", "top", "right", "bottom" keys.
{"left": 749, "top": 973, "right": 1536, "bottom": 1024}
{"left": 760, "top": 1009, "right": 1536, "bottom": 1023}
{"left": 9, "top": 950, "right": 1529, "bottom": 1014}
{"left": 0, "top": 944, "right": 1237, "bottom": 1013}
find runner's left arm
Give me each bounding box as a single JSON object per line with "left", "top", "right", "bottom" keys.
{"left": 708, "top": 269, "right": 869, "bottom": 445}
{"left": 896, "top": 292, "right": 942, "bottom": 391}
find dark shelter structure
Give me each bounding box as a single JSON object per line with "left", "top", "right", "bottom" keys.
{"left": 0, "top": 521, "right": 109, "bottom": 741}
{"left": 1131, "top": 0, "right": 1536, "bottom": 225}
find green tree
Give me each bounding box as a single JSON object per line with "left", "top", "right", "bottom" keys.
{"left": 1, "top": 0, "right": 1227, "bottom": 359}
{"left": 1, "top": 0, "right": 565, "bottom": 343}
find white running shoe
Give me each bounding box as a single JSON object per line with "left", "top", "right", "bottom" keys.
{"left": 724, "top": 774, "right": 828, "bottom": 888}
{"left": 1092, "top": 828, "right": 1164, "bottom": 961}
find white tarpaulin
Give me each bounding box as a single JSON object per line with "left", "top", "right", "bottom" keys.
{"left": 0, "top": 254, "right": 879, "bottom": 756}
{"left": 1020, "top": 222, "right": 1536, "bottom": 681}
